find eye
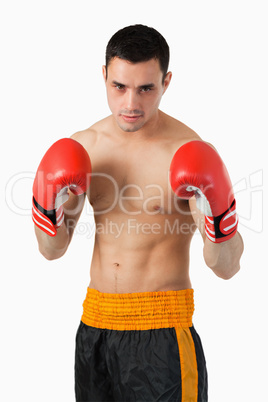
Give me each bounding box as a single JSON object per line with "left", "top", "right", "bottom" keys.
{"left": 140, "top": 87, "right": 152, "bottom": 93}
{"left": 115, "top": 84, "right": 125, "bottom": 90}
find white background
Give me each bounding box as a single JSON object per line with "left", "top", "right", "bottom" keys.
{"left": 1, "top": 1, "right": 267, "bottom": 401}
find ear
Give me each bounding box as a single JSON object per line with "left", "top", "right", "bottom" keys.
{"left": 102, "top": 65, "right": 107, "bottom": 81}
{"left": 163, "top": 71, "right": 172, "bottom": 94}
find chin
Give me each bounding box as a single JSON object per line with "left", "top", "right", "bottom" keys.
{"left": 118, "top": 122, "right": 145, "bottom": 133}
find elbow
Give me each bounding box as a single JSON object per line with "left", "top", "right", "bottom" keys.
{"left": 209, "top": 254, "right": 242, "bottom": 280}
{"left": 214, "top": 263, "right": 241, "bottom": 280}
{"left": 42, "top": 253, "right": 60, "bottom": 261}
{"left": 204, "top": 232, "right": 244, "bottom": 280}
{"left": 38, "top": 245, "right": 66, "bottom": 261}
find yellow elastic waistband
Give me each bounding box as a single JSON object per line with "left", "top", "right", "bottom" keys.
{"left": 81, "top": 288, "right": 194, "bottom": 331}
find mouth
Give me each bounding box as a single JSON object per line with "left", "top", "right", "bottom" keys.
{"left": 120, "top": 114, "right": 143, "bottom": 123}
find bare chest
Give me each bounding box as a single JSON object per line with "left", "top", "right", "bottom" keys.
{"left": 87, "top": 144, "right": 186, "bottom": 216}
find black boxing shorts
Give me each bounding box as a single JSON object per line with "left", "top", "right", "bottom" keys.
{"left": 75, "top": 288, "right": 208, "bottom": 401}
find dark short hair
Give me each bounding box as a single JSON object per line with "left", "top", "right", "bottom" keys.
{"left": 105, "top": 24, "right": 170, "bottom": 83}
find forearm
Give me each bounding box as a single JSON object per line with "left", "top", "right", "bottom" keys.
{"left": 33, "top": 191, "right": 85, "bottom": 260}
{"left": 34, "top": 222, "right": 71, "bottom": 260}
{"left": 203, "top": 231, "right": 244, "bottom": 279}
{"left": 189, "top": 197, "right": 243, "bottom": 278}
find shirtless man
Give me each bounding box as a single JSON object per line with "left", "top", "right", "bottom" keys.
{"left": 32, "top": 25, "right": 244, "bottom": 402}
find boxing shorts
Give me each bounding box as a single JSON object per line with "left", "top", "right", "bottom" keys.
{"left": 75, "top": 288, "right": 208, "bottom": 401}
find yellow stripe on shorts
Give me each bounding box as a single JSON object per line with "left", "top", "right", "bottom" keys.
{"left": 175, "top": 327, "right": 198, "bottom": 402}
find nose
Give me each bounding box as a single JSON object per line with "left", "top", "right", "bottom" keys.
{"left": 125, "top": 90, "right": 139, "bottom": 111}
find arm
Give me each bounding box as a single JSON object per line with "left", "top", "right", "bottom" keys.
{"left": 169, "top": 140, "right": 244, "bottom": 279}
{"left": 32, "top": 138, "right": 91, "bottom": 260}
{"left": 189, "top": 196, "right": 244, "bottom": 279}
{"left": 34, "top": 192, "right": 86, "bottom": 260}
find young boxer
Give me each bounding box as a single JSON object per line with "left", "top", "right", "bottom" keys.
{"left": 33, "top": 25, "right": 243, "bottom": 402}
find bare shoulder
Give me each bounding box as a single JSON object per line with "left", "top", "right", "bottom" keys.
{"left": 165, "top": 115, "right": 218, "bottom": 152}
{"left": 160, "top": 112, "right": 203, "bottom": 152}
{"left": 70, "top": 116, "right": 112, "bottom": 149}
{"left": 164, "top": 115, "right": 219, "bottom": 161}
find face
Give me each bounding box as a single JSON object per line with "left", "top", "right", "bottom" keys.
{"left": 103, "top": 57, "right": 172, "bottom": 133}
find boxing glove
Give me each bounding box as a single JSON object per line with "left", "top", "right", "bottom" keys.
{"left": 32, "top": 138, "right": 91, "bottom": 236}
{"left": 169, "top": 141, "right": 238, "bottom": 243}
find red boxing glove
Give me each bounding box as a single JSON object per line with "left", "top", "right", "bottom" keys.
{"left": 32, "top": 138, "right": 91, "bottom": 236}
{"left": 169, "top": 141, "right": 238, "bottom": 243}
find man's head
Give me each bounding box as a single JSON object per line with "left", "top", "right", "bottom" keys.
{"left": 103, "top": 25, "right": 172, "bottom": 133}
{"left": 105, "top": 24, "right": 170, "bottom": 84}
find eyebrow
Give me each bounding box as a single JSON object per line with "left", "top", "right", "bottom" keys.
{"left": 112, "top": 80, "right": 155, "bottom": 89}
